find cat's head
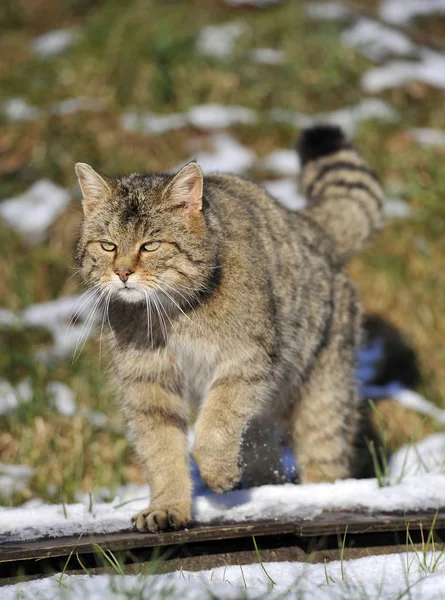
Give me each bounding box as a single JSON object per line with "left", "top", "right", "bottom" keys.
{"left": 74, "top": 161, "right": 214, "bottom": 305}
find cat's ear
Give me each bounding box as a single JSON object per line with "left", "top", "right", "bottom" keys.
{"left": 163, "top": 161, "right": 203, "bottom": 215}
{"left": 75, "top": 163, "right": 113, "bottom": 216}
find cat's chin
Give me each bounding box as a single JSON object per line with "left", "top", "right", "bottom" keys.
{"left": 114, "top": 287, "right": 146, "bottom": 304}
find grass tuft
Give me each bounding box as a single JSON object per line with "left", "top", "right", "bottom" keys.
{"left": 252, "top": 535, "right": 276, "bottom": 587}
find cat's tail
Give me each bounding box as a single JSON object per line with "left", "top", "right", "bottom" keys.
{"left": 297, "top": 125, "right": 385, "bottom": 264}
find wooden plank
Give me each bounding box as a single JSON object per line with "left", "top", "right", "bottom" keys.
{"left": 1, "top": 510, "right": 444, "bottom": 563}
{"left": 2, "top": 521, "right": 294, "bottom": 563}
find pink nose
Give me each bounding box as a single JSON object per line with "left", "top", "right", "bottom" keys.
{"left": 115, "top": 269, "right": 133, "bottom": 283}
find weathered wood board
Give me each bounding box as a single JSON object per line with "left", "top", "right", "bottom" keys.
{"left": 1, "top": 510, "right": 444, "bottom": 584}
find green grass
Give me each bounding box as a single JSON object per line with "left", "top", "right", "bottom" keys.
{"left": 0, "top": 0, "right": 445, "bottom": 504}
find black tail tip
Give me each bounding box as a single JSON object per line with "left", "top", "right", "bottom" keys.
{"left": 296, "top": 124, "right": 350, "bottom": 166}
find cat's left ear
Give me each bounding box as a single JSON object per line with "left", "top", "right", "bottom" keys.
{"left": 75, "top": 163, "right": 113, "bottom": 216}
{"left": 163, "top": 161, "right": 203, "bottom": 215}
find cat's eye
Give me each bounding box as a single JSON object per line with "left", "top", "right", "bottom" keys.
{"left": 141, "top": 241, "right": 161, "bottom": 252}
{"left": 100, "top": 242, "right": 116, "bottom": 252}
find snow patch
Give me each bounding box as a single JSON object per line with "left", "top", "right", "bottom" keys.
{"left": 196, "top": 22, "right": 248, "bottom": 58}
{"left": 21, "top": 293, "right": 102, "bottom": 363}
{"left": 391, "top": 433, "right": 445, "bottom": 478}
{"left": 3, "top": 97, "right": 40, "bottom": 121}
{"left": 362, "top": 49, "right": 445, "bottom": 92}
{"left": 341, "top": 18, "right": 416, "bottom": 61}
{"left": 0, "top": 463, "right": 34, "bottom": 502}
{"left": 394, "top": 389, "right": 445, "bottom": 425}
{"left": 47, "top": 382, "right": 77, "bottom": 417}
{"left": 380, "top": 0, "right": 445, "bottom": 25}
{"left": 0, "top": 293, "right": 107, "bottom": 364}
{"left": 123, "top": 100, "right": 397, "bottom": 139}
{"left": 50, "top": 97, "right": 104, "bottom": 116}
{"left": 193, "top": 133, "right": 256, "bottom": 174}
{"left": 410, "top": 128, "right": 445, "bottom": 147}
{"left": 263, "top": 179, "right": 306, "bottom": 211}
{"left": 121, "top": 111, "right": 187, "bottom": 135}
{"left": 188, "top": 104, "right": 255, "bottom": 129}
{"left": 121, "top": 104, "right": 256, "bottom": 135}
{"left": 80, "top": 409, "right": 109, "bottom": 428}
{"left": 271, "top": 99, "right": 398, "bottom": 136}
{"left": 0, "top": 308, "right": 19, "bottom": 327}
{"left": 384, "top": 198, "right": 412, "bottom": 219}
{"left": 29, "top": 28, "right": 80, "bottom": 57}
{"left": 3, "top": 97, "right": 105, "bottom": 121}
{"left": 250, "top": 48, "right": 284, "bottom": 65}
{"left": 0, "top": 379, "right": 32, "bottom": 415}
{"left": 305, "top": 1, "right": 350, "bottom": 21}
{"left": 317, "top": 98, "right": 398, "bottom": 135}
{"left": 0, "top": 180, "right": 70, "bottom": 244}
{"left": 260, "top": 149, "right": 300, "bottom": 177}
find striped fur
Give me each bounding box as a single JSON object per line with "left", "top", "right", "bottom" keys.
{"left": 74, "top": 126, "right": 384, "bottom": 532}
{"left": 298, "top": 125, "right": 385, "bottom": 264}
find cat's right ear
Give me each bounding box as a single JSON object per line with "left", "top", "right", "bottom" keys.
{"left": 75, "top": 163, "right": 112, "bottom": 216}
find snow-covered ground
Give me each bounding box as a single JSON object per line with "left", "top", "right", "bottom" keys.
{"left": 1, "top": 430, "right": 445, "bottom": 597}
{"left": 0, "top": 433, "right": 445, "bottom": 600}
{"left": 380, "top": 0, "right": 445, "bottom": 25}
{"left": 2, "top": 96, "right": 105, "bottom": 121}
{"left": 363, "top": 49, "right": 445, "bottom": 93}
{"left": 1, "top": 430, "right": 445, "bottom": 541}
{"left": 122, "top": 99, "right": 398, "bottom": 138}
{"left": 250, "top": 47, "right": 284, "bottom": 65}
{"left": 0, "top": 180, "right": 70, "bottom": 243}
{"left": 196, "top": 21, "right": 248, "bottom": 58}
{"left": 2, "top": 542, "right": 445, "bottom": 599}
{"left": 307, "top": 0, "right": 445, "bottom": 94}
{"left": 0, "top": 463, "right": 34, "bottom": 503}
{"left": 192, "top": 133, "right": 256, "bottom": 174}
{"left": 410, "top": 128, "right": 445, "bottom": 147}
{"left": 341, "top": 18, "right": 416, "bottom": 61}
{"left": 22, "top": 293, "right": 103, "bottom": 363}
{"left": 29, "top": 27, "right": 80, "bottom": 57}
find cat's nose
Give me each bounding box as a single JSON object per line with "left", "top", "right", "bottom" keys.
{"left": 115, "top": 268, "right": 133, "bottom": 283}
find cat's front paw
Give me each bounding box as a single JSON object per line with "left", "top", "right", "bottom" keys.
{"left": 193, "top": 446, "right": 241, "bottom": 493}
{"left": 132, "top": 506, "right": 190, "bottom": 533}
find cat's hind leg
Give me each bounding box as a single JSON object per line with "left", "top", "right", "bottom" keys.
{"left": 291, "top": 273, "right": 362, "bottom": 483}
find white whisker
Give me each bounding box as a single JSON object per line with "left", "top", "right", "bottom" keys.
{"left": 157, "top": 294, "right": 180, "bottom": 337}
{"left": 160, "top": 280, "right": 197, "bottom": 312}
{"left": 143, "top": 290, "right": 153, "bottom": 349}
{"left": 152, "top": 292, "right": 168, "bottom": 346}
{"left": 106, "top": 292, "right": 119, "bottom": 349}
{"left": 98, "top": 286, "right": 112, "bottom": 366}
{"left": 67, "top": 284, "right": 102, "bottom": 335}
{"left": 65, "top": 268, "right": 83, "bottom": 283}
{"left": 157, "top": 283, "right": 195, "bottom": 325}
{"left": 71, "top": 288, "right": 107, "bottom": 363}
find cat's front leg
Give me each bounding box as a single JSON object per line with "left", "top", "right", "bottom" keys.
{"left": 122, "top": 380, "right": 191, "bottom": 532}
{"left": 193, "top": 369, "right": 268, "bottom": 493}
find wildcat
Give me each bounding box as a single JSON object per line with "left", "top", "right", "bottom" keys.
{"left": 74, "top": 125, "right": 384, "bottom": 532}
